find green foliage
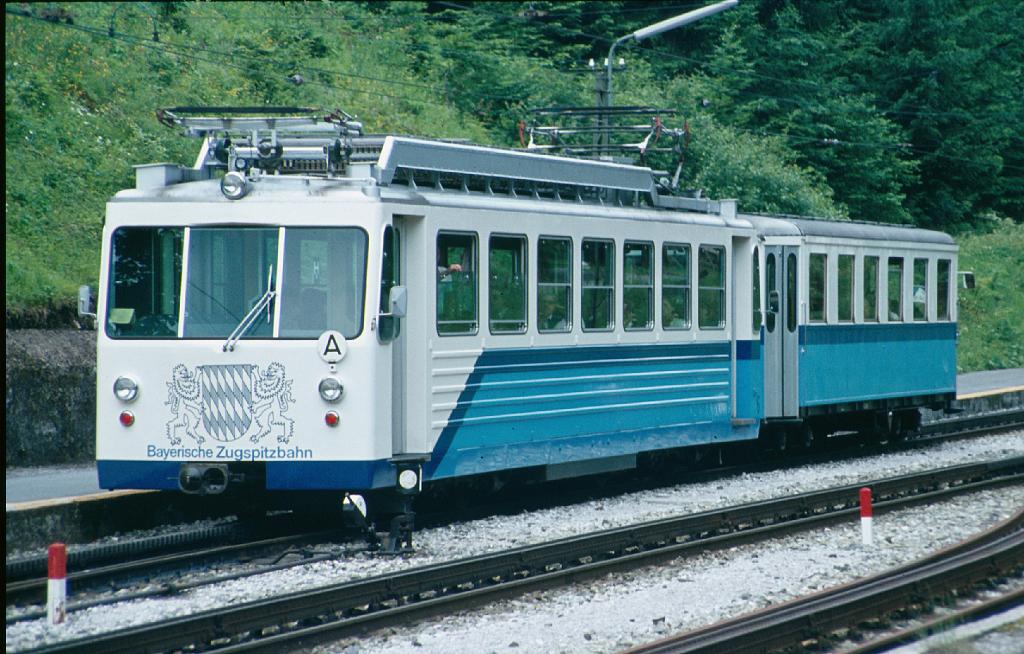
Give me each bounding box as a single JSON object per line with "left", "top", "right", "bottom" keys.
{"left": 683, "top": 114, "right": 840, "bottom": 218}
{"left": 955, "top": 219, "right": 1024, "bottom": 372}
{"left": 5, "top": 0, "right": 1022, "bottom": 369}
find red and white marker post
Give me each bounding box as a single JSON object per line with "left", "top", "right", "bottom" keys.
{"left": 47, "top": 543, "right": 67, "bottom": 625}
{"left": 860, "top": 487, "right": 873, "bottom": 546}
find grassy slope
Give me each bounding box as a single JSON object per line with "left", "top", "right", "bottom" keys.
{"left": 5, "top": 3, "right": 1020, "bottom": 371}
{"left": 5, "top": 3, "right": 495, "bottom": 315}
{"left": 955, "top": 220, "right": 1024, "bottom": 373}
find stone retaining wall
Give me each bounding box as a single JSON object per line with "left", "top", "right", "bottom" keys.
{"left": 5, "top": 329, "right": 96, "bottom": 467}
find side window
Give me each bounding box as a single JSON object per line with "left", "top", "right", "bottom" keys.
{"left": 888, "top": 256, "right": 904, "bottom": 322}
{"left": 698, "top": 245, "right": 726, "bottom": 329}
{"left": 623, "top": 241, "right": 653, "bottom": 331}
{"left": 378, "top": 225, "right": 400, "bottom": 341}
{"left": 582, "top": 239, "right": 614, "bottom": 331}
{"left": 489, "top": 235, "right": 527, "bottom": 334}
{"left": 913, "top": 258, "right": 928, "bottom": 321}
{"left": 662, "top": 243, "right": 691, "bottom": 330}
{"left": 837, "top": 254, "right": 854, "bottom": 322}
{"left": 863, "top": 256, "right": 879, "bottom": 322}
{"left": 786, "top": 253, "right": 797, "bottom": 332}
{"left": 809, "top": 253, "right": 827, "bottom": 322}
{"left": 752, "top": 249, "right": 762, "bottom": 332}
{"left": 436, "top": 231, "right": 477, "bottom": 335}
{"left": 765, "top": 253, "right": 777, "bottom": 333}
{"left": 937, "top": 259, "right": 951, "bottom": 320}
{"left": 538, "top": 237, "right": 572, "bottom": 333}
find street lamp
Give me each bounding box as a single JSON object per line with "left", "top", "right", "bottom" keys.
{"left": 604, "top": 0, "right": 738, "bottom": 110}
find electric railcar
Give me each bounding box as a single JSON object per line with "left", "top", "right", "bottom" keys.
{"left": 89, "top": 109, "right": 957, "bottom": 541}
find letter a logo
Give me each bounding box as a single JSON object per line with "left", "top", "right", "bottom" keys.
{"left": 316, "top": 330, "right": 347, "bottom": 363}
{"left": 324, "top": 334, "right": 342, "bottom": 356}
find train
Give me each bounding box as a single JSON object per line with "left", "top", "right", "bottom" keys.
{"left": 84, "top": 107, "right": 958, "bottom": 549}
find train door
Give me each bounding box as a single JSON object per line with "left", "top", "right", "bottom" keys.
{"left": 763, "top": 246, "right": 800, "bottom": 417}
{"left": 384, "top": 217, "right": 411, "bottom": 456}
{"left": 386, "top": 213, "right": 430, "bottom": 458}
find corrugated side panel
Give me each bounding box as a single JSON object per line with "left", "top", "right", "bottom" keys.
{"left": 426, "top": 342, "right": 737, "bottom": 479}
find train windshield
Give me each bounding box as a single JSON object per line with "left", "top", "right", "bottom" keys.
{"left": 106, "top": 226, "right": 367, "bottom": 339}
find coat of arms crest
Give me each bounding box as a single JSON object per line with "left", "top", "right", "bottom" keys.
{"left": 165, "top": 362, "right": 295, "bottom": 446}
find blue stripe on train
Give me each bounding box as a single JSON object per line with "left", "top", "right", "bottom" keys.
{"left": 265, "top": 460, "right": 395, "bottom": 490}
{"left": 97, "top": 459, "right": 394, "bottom": 491}
{"left": 100, "top": 340, "right": 766, "bottom": 492}
{"left": 424, "top": 341, "right": 755, "bottom": 481}
{"left": 798, "top": 322, "right": 956, "bottom": 407}
{"left": 98, "top": 460, "right": 181, "bottom": 490}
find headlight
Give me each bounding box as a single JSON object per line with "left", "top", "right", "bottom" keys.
{"left": 318, "top": 377, "right": 344, "bottom": 402}
{"left": 113, "top": 376, "right": 138, "bottom": 402}
{"left": 398, "top": 468, "right": 419, "bottom": 491}
{"left": 220, "top": 171, "right": 249, "bottom": 200}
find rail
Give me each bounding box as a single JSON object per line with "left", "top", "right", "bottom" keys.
{"left": 22, "top": 457, "right": 1024, "bottom": 654}
{"left": 627, "top": 510, "right": 1024, "bottom": 653}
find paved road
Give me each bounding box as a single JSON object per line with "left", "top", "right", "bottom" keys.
{"left": 957, "top": 368, "right": 1024, "bottom": 397}
{"left": 6, "top": 464, "right": 101, "bottom": 505}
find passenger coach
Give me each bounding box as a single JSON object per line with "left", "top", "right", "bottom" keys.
{"left": 745, "top": 215, "right": 958, "bottom": 448}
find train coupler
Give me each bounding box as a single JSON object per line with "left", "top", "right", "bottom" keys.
{"left": 342, "top": 494, "right": 380, "bottom": 551}
{"left": 383, "top": 506, "right": 415, "bottom": 554}
{"left": 379, "top": 457, "right": 425, "bottom": 554}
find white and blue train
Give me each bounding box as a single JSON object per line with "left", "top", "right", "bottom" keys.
{"left": 88, "top": 108, "right": 958, "bottom": 540}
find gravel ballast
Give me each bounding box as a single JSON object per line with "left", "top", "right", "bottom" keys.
{"left": 328, "top": 486, "right": 1023, "bottom": 654}
{"left": 6, "top": 430, "right": 1023, "bottom": 652}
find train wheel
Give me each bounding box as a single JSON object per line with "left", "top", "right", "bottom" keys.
{"left": 798, "top": 423, "right": 816, "bottom": 449}
{"left": 758, "top": 426, "right": 790, "bottom": 453}
{"left": 889, "top": 413, "right": 906, "bottom": 442}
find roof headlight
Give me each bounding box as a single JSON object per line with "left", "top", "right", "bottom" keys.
{"left": 318, "top": 377, "right": 344, "bottom": 403}
{"left": 113, "top": 376, "right": 138, "bottom": 402}
{"left": 221, "top": 171, "right": 249, "bottom": 200}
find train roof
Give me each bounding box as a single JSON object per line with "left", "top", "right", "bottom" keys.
{"left": 127, "top": 108, "right": 953, "bottom": 243}
{"left": 742, "top": 213, "right": 955, "bottom": 246}
{"left": 123, "top": 108, "right": 751, "bottom": 227}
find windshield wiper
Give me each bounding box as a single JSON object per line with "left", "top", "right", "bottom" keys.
{"left": 223, "top": 267, "right": 276, "bottom": 352}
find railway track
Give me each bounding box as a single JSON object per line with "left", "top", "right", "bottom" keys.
{"left": 6, "top": 417, "right": 1021, "bottom": 625}
{"left": 9, "top": 407, "right": 1022, "bottom": 582}
{"left": 626, "top": 510, "right": 1024, "bottom": 653}
{"left": 5, "top": 528, "right": 353, "bottom": 618}
{"left": 20, "top": 456, "right": 1024, "bottom": 654}
{"left": 842, "top": 585, "right": 1024, "bottom": 654}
